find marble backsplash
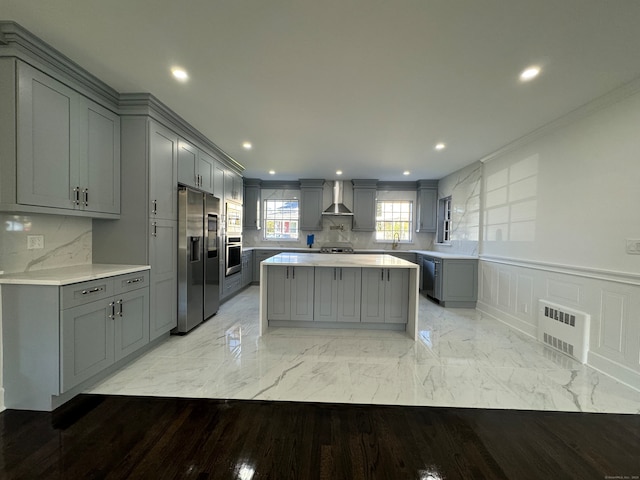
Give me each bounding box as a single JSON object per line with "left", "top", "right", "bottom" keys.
{"left": 433, "top": 161, "right": 482, "bottom": 256}
{"left": 243, "top": 186, "right": 435, "bottom": 251}
{"left": 0, "top": 213, "right": 92, "bottom": 274}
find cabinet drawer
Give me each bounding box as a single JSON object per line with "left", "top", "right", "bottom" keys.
{"left": 114, "top": 271, "right": 150, "bottom": 295}
{"left": 61, "top": 278, "right": 114, "bottom": 309}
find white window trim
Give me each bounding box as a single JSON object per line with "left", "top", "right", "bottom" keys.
{"left": 375, "top": 199, "right": 414, "bottom": 244}
{"left": 263, "top": 198, "right": 300, "bottom": 241}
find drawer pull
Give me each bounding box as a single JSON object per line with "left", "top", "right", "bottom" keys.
{"left": 126, "top": 277, "right": 143, "bottom": 284}
{"left": 81, "top": 286, "right": 104, "bottom": 295}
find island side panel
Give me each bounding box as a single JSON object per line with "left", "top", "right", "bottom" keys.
{"left": 259, "top": 261, "right": 268, "bottom": 335}
{"left": 407, "top": 267, "right": 419, "bottom": 340}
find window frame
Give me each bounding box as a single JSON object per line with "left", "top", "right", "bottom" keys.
{"left": 437, "top": 196, "right": 452, "bottom": 244}
{"left": 262, "top": 198, "right": 300, "bottom": 241}
{"left": 374, "top": 199, "right": 414, "bottom": 243}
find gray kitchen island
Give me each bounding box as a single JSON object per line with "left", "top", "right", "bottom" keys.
{"left": 259, "top": 253, "right": 420, "bottom": 339}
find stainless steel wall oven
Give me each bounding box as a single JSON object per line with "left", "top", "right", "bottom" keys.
{"left": 225, "top": 235, "right": 242, "bottom": 276}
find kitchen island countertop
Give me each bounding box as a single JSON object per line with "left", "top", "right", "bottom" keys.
{"left": 261, "top": 253, "right": 418, "bottom": 268}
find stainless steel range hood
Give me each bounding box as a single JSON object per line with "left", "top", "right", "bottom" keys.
{"left": 322, "top": 180, "right": 353, "bottom": 216}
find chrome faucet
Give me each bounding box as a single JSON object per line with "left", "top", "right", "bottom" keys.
{"left": 392, "top": 233, "right": 399, "bottom": 249}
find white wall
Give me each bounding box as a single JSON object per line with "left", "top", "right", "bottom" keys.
{"left": 477, "top": 88, "right": 640, "bottom": 390}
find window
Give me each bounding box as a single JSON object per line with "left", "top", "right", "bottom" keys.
{"left": 263, "top": 199, "right": 299, "bottom": 240}
{"left": 375, "top": 200, "right": 413, "bottom": 242}
{"left": 437, "top": 196, "right": 452, "bottom": 243}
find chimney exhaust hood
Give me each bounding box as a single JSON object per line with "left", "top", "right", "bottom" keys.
{"left": 322, "top": 180, "right": 353, "bottom": 216}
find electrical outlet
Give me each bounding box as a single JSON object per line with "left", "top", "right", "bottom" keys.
{"left": 27, "top": 235, "right": 44, "bottom": 250}
{"left": 626, "top": 239, "right": 640, "bottom": 255}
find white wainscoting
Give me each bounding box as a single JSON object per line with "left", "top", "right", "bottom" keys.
{"left": 477, "top": 256, "right": 640, "bottom": 391}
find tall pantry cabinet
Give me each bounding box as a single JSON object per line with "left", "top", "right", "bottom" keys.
{"left": 93, "top": 117, "right": 179, "bottom": 340}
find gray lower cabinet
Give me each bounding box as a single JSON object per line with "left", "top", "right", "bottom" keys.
{"left": 361, "top": 268, "right": 409, "bottom": 323}
{"left": 1, "top": 58, "right": 120, "bottom": 218}
{"left": 2, "top": 270, "right": 149, "bottom": 411}
{"left": 242, "top": 250, "right": 253, "bottom": 287}
{"left": 314, "top": 267, "right": 361, "bottom": 322}
{"left": 61, "top": 281, "right": 149, "bottom": 391}
{"left": 267, "top": 266, "right": 314, "bottom": 321}
{"left": 422, "top": 256, "right": 478, "bottom": 308}
{"left": 254, "top": 250, "right": 280, "bottom": 283}
{"left": 149, "top": 219, "right": 178, "bottom": 339}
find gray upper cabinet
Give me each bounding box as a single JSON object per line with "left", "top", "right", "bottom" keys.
{"left": 352, "top": 180, "right": 377, "bottom": 232}
{"left": 149, "top": 122, "right": 179, "bottom": 221}
{"left": 177, "top": 138, "right": 214, "bottom": 194}
{"left": 224, "top": 170, "right": 243, "bottom": 204}
{"left": 300, "top": 179, "right": 324, "bottom": 231}
{"left": 198, "top": 150, "right": 215, "bottom": 194}
{"left": 416, "top": 180, "right": 438, "bottom": 233}
{"left": 10, "top": 60, "right": 120, "bottom": 217}
{"left": 243, "top": 179, "right": 261, "bottom": 230}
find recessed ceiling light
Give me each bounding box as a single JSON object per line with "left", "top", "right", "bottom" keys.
{"left": 403, "top": 171, "right": 411, "bottom": 176}
{"left": 268, "top": 170, "right": 275, "bottom": 175}
{"left": 171, "top": 67, "right": 189, "bottom": 82}
{"left": 242, "top": 141, "right": 252, "bottom": 150}
{"left": 435, "top": 143, "right": 446, "bottom": 151}
{"left": 519, "top": 65, "right": 541, "bottom": 82}
{"left": 336, "top": 170, "right": 343, "bottom": 175}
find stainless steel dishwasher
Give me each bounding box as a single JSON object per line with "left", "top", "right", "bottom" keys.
{"left": 422, "top": 256, "right": 441, "bottom": 301}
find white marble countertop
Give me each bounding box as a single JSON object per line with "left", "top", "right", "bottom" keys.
{"left": 262, "top": 253, "right": 418, "bottom": 268}
{"left": 0, "top": 264, "right": 150, "bottom": 286}
{"left": 410, "top": 250, "right": 478, "bottom": 260}
{"left": 245, "top": 246, "right": 322, "bottom": 252}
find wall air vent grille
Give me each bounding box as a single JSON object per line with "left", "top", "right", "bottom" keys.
{"left": 538, "top": 300, "right": 590, "bottom": 363}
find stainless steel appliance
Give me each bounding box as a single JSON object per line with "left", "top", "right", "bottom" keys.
{"left": 319, "top": 242, "right": 354, "bottom": 253}
{"left": 225, "top": 235, "right": 242, "bottom": 276}
{"left": 176, "top": 186, "right": 220, "bottom": 334}
{"left": 422, "top": 257, "right": 441, "bottom": 300}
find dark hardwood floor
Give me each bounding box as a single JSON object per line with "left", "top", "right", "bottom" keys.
{"left": 0, "top": 395, "right": 638, "bottom": 479}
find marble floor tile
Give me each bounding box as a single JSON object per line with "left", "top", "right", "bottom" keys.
{"left": 87, "top": 286, "right": 640, "bottom": 413}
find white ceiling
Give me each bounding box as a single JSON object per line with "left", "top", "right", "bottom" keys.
{"left": 3, "top": 0, "right": 640, "bottom": 180}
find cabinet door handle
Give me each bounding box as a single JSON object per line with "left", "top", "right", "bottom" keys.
{"left": 286, "top": 266, "right": 289, "bottom": 279}
{"left": 83, "top": 188, "right": 89, "bottom": 206}
{"left": 82, "top": 286, "right": 104, "bottom": 295}
{"left": 72, "top": 187, "right": 80, "bottom": 205}
{"left": 334, "top": 268, "right": 337, "bottom": 280}
{"left": 340, "top": 268, "right": 342, "bottom": 281}
{"left": 152, "top": 199, "right": 157, "bottom": 215}
{"left": 387, "top": 269, "right": 390, "bottom": 281}
{"left": 126, "top": 277, "right": 143, "bottom": 284}
{"left": 108, "top": 301, "right": 115, "bottom": 319}
{"left": 292, "top": 267, "right": 295, "bottom": 279}
{"left": 381, "top": 269, "right": 384, "bottom": 280}
{"left": 116, "top": 299, "right": 123, "bottom": 317}
{"left": 151, "top": 222, "right": 157, "bottom": 237}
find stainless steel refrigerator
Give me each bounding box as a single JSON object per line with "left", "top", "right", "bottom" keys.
{"left": 176, "top": 186, "right": 220, "bottom": 333}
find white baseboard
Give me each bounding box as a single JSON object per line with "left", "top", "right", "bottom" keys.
{"left": 476, "top": 300, "right": 537, "bottom": 339}
{"left": 588, "top": 351, "right": 640, "bottom": 392}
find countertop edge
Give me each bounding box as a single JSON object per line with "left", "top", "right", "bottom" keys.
{"left": 0, "top": 264, "right": 151, "bottom": 286}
